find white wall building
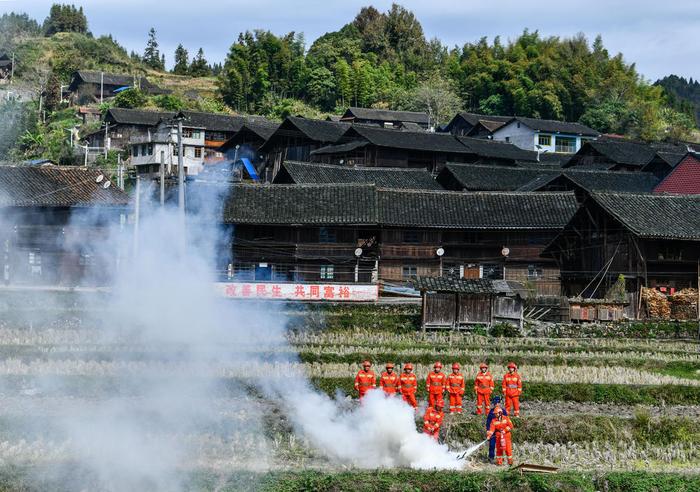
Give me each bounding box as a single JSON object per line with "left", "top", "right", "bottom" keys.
{"left": 491, "top": 117, "right": 599, "bottom": 154}
{"left": 130, "top": 121, "right": 206, "bottom": 176}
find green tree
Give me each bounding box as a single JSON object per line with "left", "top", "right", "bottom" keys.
{"left": 306, "top": 67, "right": 336, "bottom": 110}
{"left": 113, "top": 88, "right": 147, "bottom": 109}
{"left": 43, "top": 4, "right": 88, "bottom": 36}
{"left": 189, "top": 48, "right": 211, "bottom": 77}
{"left": 43, "top": 71, "right": 62, "bottom": 113}
{"left": 173, "top": 44, "right": 189, "bottom": 75}
{"left": 408, "top": 74, "right": 461, "bottom": 128}
{"left": 333, "top": 59, "right": 352, "bottom": 108}
{"left": 143, "top": 27, "right": 164, "bottom": 70}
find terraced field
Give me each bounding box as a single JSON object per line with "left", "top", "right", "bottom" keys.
{"left": 0, "top": 298, "right": 698, "bottom": 490}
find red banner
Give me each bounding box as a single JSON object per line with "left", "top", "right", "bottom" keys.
{"left": 215, "top": 282, "right": 379, "bottom": 302}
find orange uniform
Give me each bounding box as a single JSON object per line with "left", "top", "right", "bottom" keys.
{"left": 354, "top": 369, "right": 376, "bottom": 399}
{"left": 446, "top": 372, "right": 466, "bottom": 414}
{"left": 487, "top": 415, "right": 515, "bottom": 465}
{"left": 474, "top": 371, "right": 495, "bottom": 415}
{"left": 426, "top": 371, "right": 447, "bottom": 408}
{"left": 423, "top": 406, "right": 444, "bottom": 440}
{"left": 502, "top": 371, "right": 522, "bottom": 416}
{"left": 380, "top": 371, "right": 400, "bottom": 395}
{"left": 399, "top": 372, "right": 418, "bottom": 408}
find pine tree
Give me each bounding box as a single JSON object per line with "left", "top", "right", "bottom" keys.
{"left": 189, "top": 48, "right": 211, "bottom": 77}
{"left": 143, "top": 27, "right": 164, "bottom": 70}
{"left": 173, "top": 44, "right": 189, "bottom": 75}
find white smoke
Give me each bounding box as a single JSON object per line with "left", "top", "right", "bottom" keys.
{"left": 0, "top": 177, "right": 466, "bottom": 490}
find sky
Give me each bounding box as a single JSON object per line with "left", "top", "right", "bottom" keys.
{"left": 2, "top": 0, "right": 699, "bottom": 82}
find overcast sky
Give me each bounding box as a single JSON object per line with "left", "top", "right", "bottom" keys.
{"left": 2, "top": 0, "right": 699, "bottom": 82}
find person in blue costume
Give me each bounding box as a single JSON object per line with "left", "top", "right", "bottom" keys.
{"left": 486, "top": 395, "right": 508, "bottom": 463}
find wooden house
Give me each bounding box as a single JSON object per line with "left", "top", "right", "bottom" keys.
{"left": 0, "top": 165, "right": 129, "bottom": 287}
{"left": 565, "top": 140, "right": 658, "bottom": 171}
{"left": 273, "top": 161, "right": 442, "bottom": 190}
{"left": 259, "top": 116, "right": 350, "bottom": 178}
{"left": 413, "top": 276, "right": 525, "bottom": 330}
{"left": 218, "top": 119, "right": 280, "bottom": 180}
{"left": 543, "top": 192, "right": 700, "bottom": 311}
{"left": 442, "top": 112, "right": 513, "bottom": 137}
{"left": 221, "top": 184, "right": 577, "bottom": 296}
{"left": 68, "top": 70, "right": 169, "bottom": 103}
{"left": 339, "top": 107, "right": 430, "bottom": 129}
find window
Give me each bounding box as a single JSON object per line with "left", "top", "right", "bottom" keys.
{"left": 538, "top": 134, "right": 551, "bottom": 146}
{"left": 194, "top": 147, "right": 202, "bottom": 158}
{"left": 147, "top": 143, "right": 154, "bottom": 156}
{"left": 516, "top": 122, "right": 521, "bottom": 128}
{"left": 402, "top": 230, "right": 420, "bottom": 243}
{"left": 133, "top": 145, "right": 139, "bottom": 157}
{"left": 182, "top": 128, "right": 201, "bottom": 139}
{"left": 527, "top": 264, "right": 543, "bottom": 279}
{"left": 207, "top": 131, "right": 226, "bottom": 141}
{"left": 480, "top": 263, "right": 503, "bottom": 280}
{"left": 319, "top": 227, "right": 337, "bottom": 243}
{"left": 234, "top": 264, "right": 254, "bottom": 280}
{"left": 505, "top": 137, "right": 511, "bottom": 143}
{"left": 141, "top": 144, "right": 148, "bottom": 156}
{"left": 28, "top": 251, "right": 41, "bottom": 275}
{"left": 173, "top": 145, "right": 179, "bottom": 157}
{"left": 555, "top": 136, "right": 577, "bottom": 153}
{"left": 320, "top": 265, "right": 335, "bottom": 280}
{"left": 402, "top": 265, "right": 418, "bottom": 279}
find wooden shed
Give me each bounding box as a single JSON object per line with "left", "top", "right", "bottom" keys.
{"left": 413, "top": 276, "right": 524, "bottom": 330}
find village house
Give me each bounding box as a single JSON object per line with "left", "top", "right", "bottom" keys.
{"left": 442, "top": 112, "right": 513, "bottom": 137}
{"left": 543, "top": 192, "right": 700, "bottom": 312}
{"left": 491, "top": 117, "right": 599, "bottom": 154}
{"left": 339, "top": 107, "right": 430, "bottom": 130}
{"left": 0, "top": 165, "right": 129, "bottom": 287}
{"left": 67, "top": 70, "right": 169, "bottom": 104}
{"left": 217, "top": 119, "right": 280, "bottom": 179}
{"left": 220, "top": 184, "right": 577, "bottom": 297}
{"left": 129, "top": 119, "right": 206, "bottom": 177}
{"left": 259, "top": 116, "right": 350, "bottom": 179}
{"left": 653, "top": 153, "right": 700, "bottom": 194}
{"left": 0, "top": 53, "right": 13, "bottom": 82}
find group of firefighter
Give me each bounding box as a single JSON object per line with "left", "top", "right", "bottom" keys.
{"left": 354, "top": 360, "right": 523, "bottom": 466}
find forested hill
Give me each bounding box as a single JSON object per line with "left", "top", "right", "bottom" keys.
{"left": 656, "top": 75, "right": 700, "bottom": 126}
{"left": 0, "top": 3, "right": 697, "bottom": 145}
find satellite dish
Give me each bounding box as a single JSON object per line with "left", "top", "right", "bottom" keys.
{"left": 95, "top": 175, "right": 104, "bottom": 183}
{"left": 501, "top": 247, "right": 510, "bottom": 257}
{"left": 102, "top": 181, "right": 111, "bottom": 189}
{"left": 436, "top": 247, "right": 445, "bottom": 257}
{"left": 354, "top": 248, "right": 363, "bottom": 257}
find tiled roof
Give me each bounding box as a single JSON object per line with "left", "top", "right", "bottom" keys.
{"left": 581, "top": 141, "right": 657, "bottom": 167}
{"left": 413, "top": 277, "right": 496, "bottom": 294}
{"left": 223, "top": 183, "right": 376, "bottom": 225}
{"left": 346, "top": 126, "right": 472, "bottom": 154}
{"left": 563, "top": 170, "right": 659, "bottom": 193}
{"left": 507, "top": 117, "right": 599, "bottom": 137}
{"left": 455, "top": 137, "right": 538, "bottom": 162}
{"left": 653, "top": 154, "right": 700, "bottom": 194}
{"left": 591, "top": 192, "right": 700, "bottom": 240}
{"left": 378, "top": 189, "right": 577, "bottom": 229}
{"left": 72, "top": 71, "right": 167, "bottom": 94}
{"left": 223, "top": 184, "right": 578, "bottom": 229}
{"left": 438, "top": 164, "right": 558, "bottom": 191}
{"left": 276, "top": 161, "right": 442, "bottom": 190}
{"left": 453, "top": 113, "right": 513, "bottom": 127}
{"left": 105, "top": 108, "right": 173, "bottom": 126}
{"left": 104, "top": 108, "right": 269, "bottom": 133}
{"left": 343, "top": 107, "right": 429, "bottom": 124}
{"left": 284, "top": 116, "right": 351, "bottom": 143}
{"left": 0, "top": 166, "right": 129, "bottom": 207}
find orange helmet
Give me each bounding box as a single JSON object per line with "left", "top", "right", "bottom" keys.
{"left": 452, "top": 362, "right": 460, "bottom": 369}
{"left": 493, "top": 406, "right": 503, "bottom": 416}
{"left": 362, "top": 360, "right": 371, "bottom": 367}
{"left": 404, "top": 363, "right": 413, "bottom": 370}
{"left": 435, "top": 399, "right": 445, "bottom": 409}
{"left": 434, "top": 361, "right": 443, "bottom": 369}
{"left": 507, "top": 362, "right": 517, "bottom": 369}
{"left": 479, "top": 363, "right": 488, "bottom": 369}
{"left": 386, "top": 362, "right": 394, "bottom": 369}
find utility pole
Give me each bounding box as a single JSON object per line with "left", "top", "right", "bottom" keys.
{"left": 83, "top": 144, "right": 88, "bottom": 166}
{"left": 100, "top": 71, "right": 104, "bottom": 104}
{"left": 176, "top": 116, "right": 186, "bottom": 253}
{"left": 160, "top": 150, "right": 165, "bottom": 206}
{"left": 133, "top": 175, "right": 141, "bottom": 257}
{"left": 117, "top": 153, "right": 123, "bottom": 189}
{"left": 10, "top": 52, "right": 14, "bottom": 84}
{"left": 104, "top": 122, "right": 109, "bottom": 158}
